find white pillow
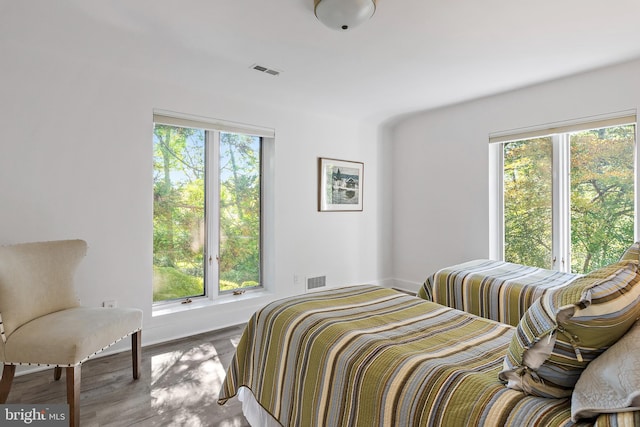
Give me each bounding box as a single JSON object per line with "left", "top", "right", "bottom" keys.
{"left": 571, "top": 320, "right": 640, "bottom": 421}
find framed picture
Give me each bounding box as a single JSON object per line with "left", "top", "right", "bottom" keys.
{"left": 318, "top": 157, "right": 364, "bottom": 212}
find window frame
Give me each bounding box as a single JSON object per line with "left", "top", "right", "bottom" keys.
{"left": 490, "top": 112, "right": 637, "bottom": 272}
{"left": 152, "top": 110, "right": 273, "bottom": 307}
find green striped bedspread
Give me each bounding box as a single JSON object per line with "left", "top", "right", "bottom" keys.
{"left": 419, "top": 259, "right": 580, "bottom": 327}
{"left": 218, "top": 285, "right": 595, "bottom": 426}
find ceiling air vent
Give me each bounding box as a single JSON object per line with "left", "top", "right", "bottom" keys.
{"left": 251, "top": 64, "right": 281, "bottom": 76}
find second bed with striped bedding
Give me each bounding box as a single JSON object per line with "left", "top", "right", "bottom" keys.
{"left": 419, "top": 259, "right": 580, "bottom": 326}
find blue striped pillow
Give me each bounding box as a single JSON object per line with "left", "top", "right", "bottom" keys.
{"left": 499, "top": 261, "right": 640, "bottom": 398}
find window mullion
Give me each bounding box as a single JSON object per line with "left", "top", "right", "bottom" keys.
{"left": 552, "top": 135, "right": 560, "bottom": 270}
{"left": 552, "top": 134, "right": 571, "bottom": 272}
{"left": 562, "top": 134, "right": 571, "bottom": 272}
{"left": 207, "top": 130, "right": 221, "bottom": 298}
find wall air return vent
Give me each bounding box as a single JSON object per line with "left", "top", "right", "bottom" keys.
{"left": 251, "top": 64, "right": 281, "bottom": 76}
{"left": 306, "top": 275, "right": 326, "bottom": 291}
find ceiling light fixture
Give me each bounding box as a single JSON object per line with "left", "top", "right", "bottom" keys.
{"left": 314, "top": 0, "right": 376, "bottom": 31}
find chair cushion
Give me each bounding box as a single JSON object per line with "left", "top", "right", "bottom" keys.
{"left": 499, "top": 260, "right": 640, "bottom": 398}
{"left": 0, "top": 240, "right": 86, "bottom": 338}
{"left": 3, "top": 307, "right": 142, "bottom": 366}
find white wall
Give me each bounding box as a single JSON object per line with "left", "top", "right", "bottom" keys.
{"left": 7, "top": 1, "right": 638, "bottom": 358}
{"left": 0, "top": 7, "right": 389, "bottom": 351}
{"left": 390, "top": 58, "right": 640, "bottom": 291}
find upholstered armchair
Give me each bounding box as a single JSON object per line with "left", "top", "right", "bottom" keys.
{"left": 0, "top": 240, "right": 142, "bottom": 427}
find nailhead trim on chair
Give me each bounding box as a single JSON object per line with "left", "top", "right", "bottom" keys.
{"left": 0, "top": 313, "right": 6, "bottom": 344}
{"left": 3, "top": 328, "right": 141, "bottom": 367}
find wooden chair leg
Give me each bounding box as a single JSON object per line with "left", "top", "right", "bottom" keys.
{"left": 132, "top": 330, "right": 141, "bottom": 380}
{"left": 0, "top": 364, "right": 16, "bottom": 403}
{"left": 54, "top": 366, "right": 62, "bottom": 381}
{"left": 66, "top": 365, "right": 81, "bottom": 427}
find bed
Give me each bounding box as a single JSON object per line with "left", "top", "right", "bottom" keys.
{"left": 418, "top": 259, "right": 581, "bottom": 327}
{"left": 217, "top": 283, "right": 640, "bottom": 426}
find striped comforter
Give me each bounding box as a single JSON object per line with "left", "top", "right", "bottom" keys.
{"left": 419, "top": 259, "right": 580, "bottom": 326}
{"left": 218, "top": 285, "right": 593, "bottom": 426}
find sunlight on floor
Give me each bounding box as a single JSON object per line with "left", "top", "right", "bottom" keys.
{"left": 217, "top": 416, "right": 251, "bottom": 427}
{"left": 147, "top": 334, "right": 244, "bottom": 425}
{"left": 152, "top": 342, "right": 227, "bottom": 406}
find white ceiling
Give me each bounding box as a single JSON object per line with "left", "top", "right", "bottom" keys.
{"left": 4, "top": 0, "right": 640, "bottom": 124}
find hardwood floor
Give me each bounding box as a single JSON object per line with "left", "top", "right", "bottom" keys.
{"left": 4, "top": 324, "right": 250, "bottom": 427}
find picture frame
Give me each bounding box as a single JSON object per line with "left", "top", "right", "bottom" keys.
{"left": 318, "top": 157, "right": 364, "bottom": 212}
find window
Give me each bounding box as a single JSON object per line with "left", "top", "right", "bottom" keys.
{"left": 502, "top": 136, "right": 554, "bottom": 269}
{"left": 152, "top": 112, "right": 272, "bottom": 303}
{"left": 492, "top": 113, "right": 637, "bottom": 274}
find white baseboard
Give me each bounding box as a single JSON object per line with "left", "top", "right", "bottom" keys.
{"left": 377, "top": 278, "right": 422, "bottom": 294}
